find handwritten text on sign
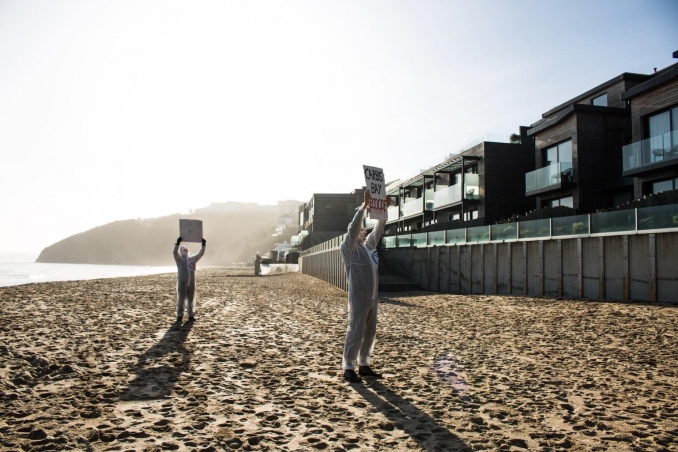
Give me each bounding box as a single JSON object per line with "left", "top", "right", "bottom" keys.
{"left": 363, "top": 165, "right": 387, "bottom": 221}
{"left": 179, "top": 219, "right": 203, "bottom": 243}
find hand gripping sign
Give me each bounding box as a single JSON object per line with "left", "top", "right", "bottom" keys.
{"left": 179, "top": 219, "right": 203, "bottom": 243}
{"left": 363, "top": 165, "right": 387, "bottom": 221}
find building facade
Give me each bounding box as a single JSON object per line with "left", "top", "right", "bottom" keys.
{"left": 621, "top": 58, "right": 678, "bottom": 200}
{"left": 525, "top": 72, "right": 652, "bottom": 213}
{"left": 385, "top": 132, "right": 534, "bottom": 234}
{"left": 295, "top": 190, "right": 364, "bottom": 249}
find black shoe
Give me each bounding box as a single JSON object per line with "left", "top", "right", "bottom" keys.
{"left": 176, "top": 316, "right": 183, "bottom": 323}
{"left": 358, "top": 366, "right": 382, "bottom": 378}
{"left": 188, "top": 316, "right": 195, "bottom": 322}
{"left": 343, "top": 369, "right": 362, "bottom": 383}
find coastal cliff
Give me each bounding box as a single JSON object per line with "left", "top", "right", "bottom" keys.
{"left": 36, "top": 211, "right": 287, "bottom": 266}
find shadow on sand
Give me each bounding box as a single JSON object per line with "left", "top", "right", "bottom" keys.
{"left": 378, "top": 295, "right": 420, "bottom": 308}
{"left": 351, "top": 381, "right": 471, "bottom": 452}
{"left": 120, "top": 321, "right": 193, "bottom": 400}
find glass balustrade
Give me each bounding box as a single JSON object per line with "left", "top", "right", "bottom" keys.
{"left": 637, "top": 204, "right": 678, "bottom": 230}
{"left": 382, "top": 204, "right": 678, "bottom": 249}
{"left": 383, "top": 236, "right": 396, "bottom": 249}
{"left": 464, "top": 174, "right": 480, "bottom": 200}
{"left": 424, "top": 189, "right": 435, "bottom": 211}
{"left": 397, "top": 234, "right": 411, "bottom": 248}
{"left": 491, "top": 223, "right": 517, "bottom": 241}
{"left": 590, "top": 210, "right": 636, "bottom": 234}
{"left": 552, "top": 214, "right": 589, "bottom": 236}
{"left": 519, "top": 219, "right": 550, "bottom": 239}
{"left": 525, "top": 162, "right": 573, "bottom": 193}
{"left": 428, "top": 231, "right": 445, "bottom": 246}
{"left": 433, "top": 184, "right": 462, "bottom": 208}
{"left": 401, "top": 197, "right": 424, "bottom": 217}
{"left": 466, "top": 225, "right": 490, "bottom": 243}
{"left": 446, "top": 228, "right": 466, "bottom": 244}
{"left": 412, "top": 233, "right": 427, "bottom": 247}
{"left": 622, "top": 131, "right": 678, "bottom": 172}
{"left": 387, "top": 205, "right": 400, "bottom": 222}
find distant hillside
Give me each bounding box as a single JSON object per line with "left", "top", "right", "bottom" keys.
{"left": 36, "top": 211, "right": 285, "bottom": 266}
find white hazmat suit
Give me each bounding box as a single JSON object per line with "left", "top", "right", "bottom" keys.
{"left": 173, "top": 243, "right": 206, "bottom": 320}
{"left": 341, "top": 207, "right": 385, "bottom": 370}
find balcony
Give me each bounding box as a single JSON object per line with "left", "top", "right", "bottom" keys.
{"left": 432, "top": 174, "right": 480, "bottom": 209}
{"left": 525, "top": 162, "right": 573, "bottom": 196}
{"left": 401, "top": 197, "right": 423, "bottom": 218}
{"left": 622, "top": 131, "right": 678, "bottom": 176}
{"left": 387, "top": 205, "right": 400, "bottom": 222}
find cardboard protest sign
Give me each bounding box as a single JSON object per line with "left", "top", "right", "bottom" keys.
{"left": 363, "top": 165, "right": 387, "bottom": 221}
{"left": 179, "top": 219, "right": 203, "bottom": 243}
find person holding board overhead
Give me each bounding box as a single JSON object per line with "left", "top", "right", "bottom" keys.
{"left": 173, "top": 236, "right": 206, "bottom": 323}
{"left": 341, "top": 189, "right": 390, "bottom": 383}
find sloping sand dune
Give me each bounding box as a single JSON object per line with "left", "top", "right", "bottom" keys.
{"left": 1, "top": 269, "right": 677, "bottom": 451}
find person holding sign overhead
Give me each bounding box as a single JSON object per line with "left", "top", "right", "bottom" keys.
{"left": 341, "top": 189, "right": 390, "bottom": 383}
{"left": 173, "top": 236, "right": 206, "bottom": 323}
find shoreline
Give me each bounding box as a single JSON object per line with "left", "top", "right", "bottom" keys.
{"left": 1, "top": 269, "right": 677, "bottom": 451}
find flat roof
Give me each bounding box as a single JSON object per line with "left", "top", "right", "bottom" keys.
{"left": 621, "top": 62, "right": 678, "bottom": 101}
{"left": 387, "top": 153, "right": 481, "bottom": 195}
{"left": 540, "top": 72, "right": 649, "bottom": 118}
{"left": 528, "top": 105, "right": 628, "bottom": 136}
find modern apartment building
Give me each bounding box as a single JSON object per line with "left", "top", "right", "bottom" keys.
{"left": 621, "top": 56, "right": 678, "bottom": 199}
{"left": 295, "top": 190, "right": 364, "bottom": 249}
{"left": 385, "top": 132, "right": 534, "bottom": 233}
{"left": 525, "top": 71, "right": 653, "bottom": 212}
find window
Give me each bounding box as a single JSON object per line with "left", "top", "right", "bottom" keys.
{"left": 591, "top": 93, "right": 607, "bottom": 107}
{"left": 647, "top": 106, "right": 678, "bottom": 161}
{"left": 550, "top": 196, "right": 573, "bottom": 208}
{"left": 544, "top": 140, "right": 572, "bottom": 165}
{"left": 463, "top": 210, "right": 479, "bottom": 221}
{"left": 652, "top": 178, "right": 677, "bottom": 194}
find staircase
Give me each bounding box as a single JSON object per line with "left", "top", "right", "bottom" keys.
{"left": 378, "top": 259, "right": 421, "bottom": 292}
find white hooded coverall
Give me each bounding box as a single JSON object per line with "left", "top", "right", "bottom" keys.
{"left": 173, "top": 244, "right": 205, "bottom": 318}
{"left": 341, "top": 207, "right": 385, "bottom": 370}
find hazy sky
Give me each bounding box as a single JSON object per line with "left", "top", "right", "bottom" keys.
{"left": 1, "top": 0, "right": 677, "bottom": 255}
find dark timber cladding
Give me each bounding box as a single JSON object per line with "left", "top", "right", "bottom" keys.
{"left": 526, "top": 74, "right": 645, "bottom": 213}
{"left": 620, "top": 67, "right": 678, "bottom": 198}
{"left": 387, "top": 140, "right": 534, "bottom": 229}
{"left": 297, "top": 191, "right": 364, "bottom": 249}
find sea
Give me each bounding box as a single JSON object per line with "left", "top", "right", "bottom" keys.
{"left": 0, "top": 262, "right": 175, "bottom": 288}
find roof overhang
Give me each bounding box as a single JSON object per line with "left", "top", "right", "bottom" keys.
{"left": 621, "top": 63, "right": 678, "bottom": 101}
{"left": 386, "top": 155, "right": 481, "bottom": 195}
{"left": 528, "top": 105, "right": 629, "bottom": 136}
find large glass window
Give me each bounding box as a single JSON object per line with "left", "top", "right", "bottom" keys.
{"left": 646, "top": 106, "right": 678, "bottom": 162}
{"left": 652, "top": 179, "right": 675, "bottom": 194}
{"left": 463, "top": 210, "right": 479, "bottom": 221}
{"left": 591, "top": 93, "right": 607, "bottom": 107}
{"left": 544, "top": 139, "right": 572, "bottom": 165}
{"left": 550, "top": 196, "right": 573, "bottom": 208}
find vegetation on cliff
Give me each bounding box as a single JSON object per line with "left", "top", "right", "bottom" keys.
{"left": 36, "top": 211, "right": 290, "bottom": 266}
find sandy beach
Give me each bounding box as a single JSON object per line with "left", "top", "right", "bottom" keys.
{"left": 1, "top": 269, "right": 677, "bottom": 451}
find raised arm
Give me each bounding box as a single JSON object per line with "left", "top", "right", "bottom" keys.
{"left": 343, "top": 190, "right": 369, "bottom": 255}
{"left": 173, "top": 237, "right": 182, "bottom": 263}
{"left": 194, "top": 238, "right": 206, "bottom": 262}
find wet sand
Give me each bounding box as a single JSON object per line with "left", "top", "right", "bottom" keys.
{"left": 1, "top": 268, "right": 677, "bottom": 451}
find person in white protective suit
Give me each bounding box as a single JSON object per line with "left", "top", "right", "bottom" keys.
{"left": 341, "top": 190, "right": 390, "bottom": 383}
{"left": 173, "top": 236, "right": 206, "bottom": 323}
